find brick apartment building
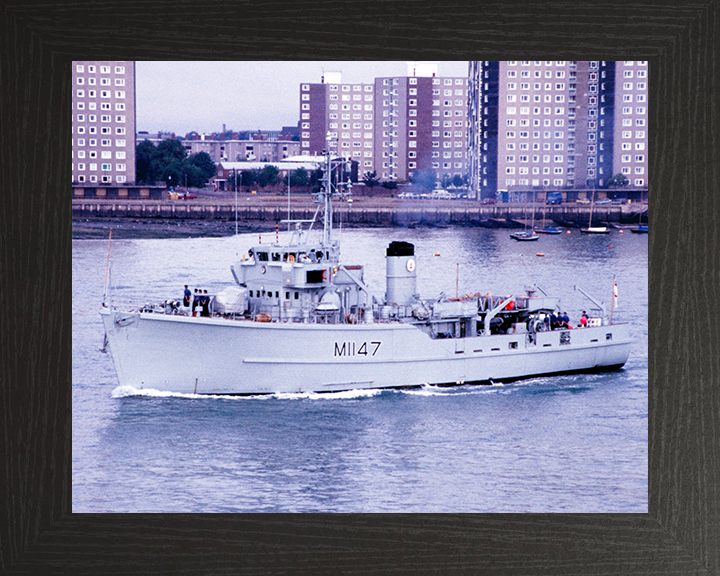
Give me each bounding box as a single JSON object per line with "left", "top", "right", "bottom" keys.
{"left": 469, "top": 60, "right": 648, "bottom": 199}
{"left": 72, "top": 61, "right": 136, "bottom": 185}
{"left": 299, "top": 64, "right": 469, "bottom": 183}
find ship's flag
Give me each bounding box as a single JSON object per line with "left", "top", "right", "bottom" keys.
{"left": 613, "top": 279, "right": 618, "bottom": 309}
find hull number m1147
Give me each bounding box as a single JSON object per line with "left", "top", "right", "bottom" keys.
{"left": 334, "top": 341, "right": 382, "bottom": 357}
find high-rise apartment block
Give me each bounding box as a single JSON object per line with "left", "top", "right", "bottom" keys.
{"left": 300, "top": 71, "right": 376, "bottom": 173}
{"left": 600, "top": 61, "right": 648, "bottom": 188}
{"left": 72, "top": 61, "right": 136, "bottom": 185}
{"left": 300, "top": 65, "right": 469, "bottom": 183}
{"left": 469, "top": 60, "right": 648, "bottom": 199}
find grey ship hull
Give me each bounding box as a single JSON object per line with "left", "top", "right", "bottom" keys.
{"left": 100, "top": 309, "right": 631, "bottom": 395}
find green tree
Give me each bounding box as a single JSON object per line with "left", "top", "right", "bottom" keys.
{"left": 452, "top": 174, "right": 464, "bottom": 188}
{"left": 135, "top": 140, "right": 159, "bottom": 184}
{"left": 381, "top": 180, "right": 397, "bottom": 190}
{"left": 289, "top": 167, "right": 309, "bottom": 188}
{"left": 362, "top": 170, "right": 380, "bottom": 189}
{"left": 156, "top": 138, "right": 187, "bottom": 164}
{"left": 182, "top": 164, "right": 206, "bottom": 188}
{"left": 606, "top": 173, "right": 629, "bottom": 187}
{"left": 188, "top": 152, "right": 216, "bottom": 185}
{"left": 257, "top": 165, "right": 280, "bottom": 188}
{"left": 161, "top": 159, "right": 185, "bottom": 188}
{"left": 241, "top": 169, "right": 259, "bottom": 190}
{"left": 135, "top": 138, "right": 218, "bottom": 188}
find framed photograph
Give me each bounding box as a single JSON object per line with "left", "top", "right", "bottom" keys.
{"left": 2, "top": 1, "right": 715, "bottom": 573}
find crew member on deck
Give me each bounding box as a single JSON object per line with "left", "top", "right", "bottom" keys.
{"left": 579, "top": 311, "right": 588, "bottom": 328}
{"left": 201, "top": 290, "right": 210, "bottom": 317}
{"left": 183, "top": 285, "right": 191, "bottom": 307}
{"left": 561, "top": 312, "right": 570, "bottom": 328}
{"left": 192, "top": 289, "right": 200, "bottom": 317}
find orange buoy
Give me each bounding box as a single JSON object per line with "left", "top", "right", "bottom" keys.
{"left": 566, "top": 230, "right": 571, "bottom": 234}
{"left": 433, "top": 252, "right": 441, "bottom": 256}
{"left": 536, "top": 252, "right": 545, "bottom": 257}
{"left": 619, "top": 230, "right": 624, "bottom": 234}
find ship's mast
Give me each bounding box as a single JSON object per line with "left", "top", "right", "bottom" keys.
{"left": 315, "top": 151, "right": 352, "bottom": 247}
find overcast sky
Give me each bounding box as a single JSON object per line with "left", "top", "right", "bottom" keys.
{"left": 136, "top": 61, "right": 470, "bottom": 135}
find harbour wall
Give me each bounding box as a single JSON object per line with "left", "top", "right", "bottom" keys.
{"left": 72, "top": 200, "right": 647, "bottom": 228}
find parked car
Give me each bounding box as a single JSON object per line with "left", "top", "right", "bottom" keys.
{"left": 576, "top": 198, "right": 591, "bottom": 204}
{"left": 179, "top": 192, "right": 197, "bottom": 200}
{"left": 481, "top": 196, "right": 497, "bottom": 204}
{"left": 431, "top": 189, "right": 453, "bottom": 200}
{"left": 595, "top": 198, "right": 612, "bottom": 205}
{"left": 546, "top": 192, "right": 563, "bottom": 205}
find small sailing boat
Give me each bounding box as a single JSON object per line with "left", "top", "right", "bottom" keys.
{"left": 630, "top": 199, "right": 648, "bottom": 233}
{"left": 580, "top": 190, "right": 609, "bottom": 234}
{"left": 511, "top": 197, "right": 539, "bottom": 241}
{"left": 536, "top": 194, "right": 562, "bottom": 234}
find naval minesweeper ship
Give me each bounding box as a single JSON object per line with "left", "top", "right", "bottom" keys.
{"left": 100, "top": 155, "right": 631, "bottom": 395}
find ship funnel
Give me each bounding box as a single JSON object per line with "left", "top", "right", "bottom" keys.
{"left": 385, "top": 241, "right": 416, "bottom": 305}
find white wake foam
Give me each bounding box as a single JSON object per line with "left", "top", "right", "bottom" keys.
{"left": 111, "top": 385, "right": 382, "bottom": 401}
{"left": 398, "top": 383, "right": 504, "bottom": 397}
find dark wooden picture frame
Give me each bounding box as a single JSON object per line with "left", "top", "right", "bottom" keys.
{"left": 2, "top": 1, "right": 717, "bottom": 573}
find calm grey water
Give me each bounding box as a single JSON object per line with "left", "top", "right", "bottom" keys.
{"left": 72, "top": 226, "right": 648, "bottom": 512}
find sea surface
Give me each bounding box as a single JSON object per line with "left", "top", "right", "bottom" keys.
{"left": 73, "top": 226, "right": 648, "bottom": 512}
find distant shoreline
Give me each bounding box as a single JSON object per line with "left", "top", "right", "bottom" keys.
{"left": 71, "top": 216, "right": 406, "bottom": 240}
{"left": 72, "top": 196, "right": 647, "bottom": 239}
